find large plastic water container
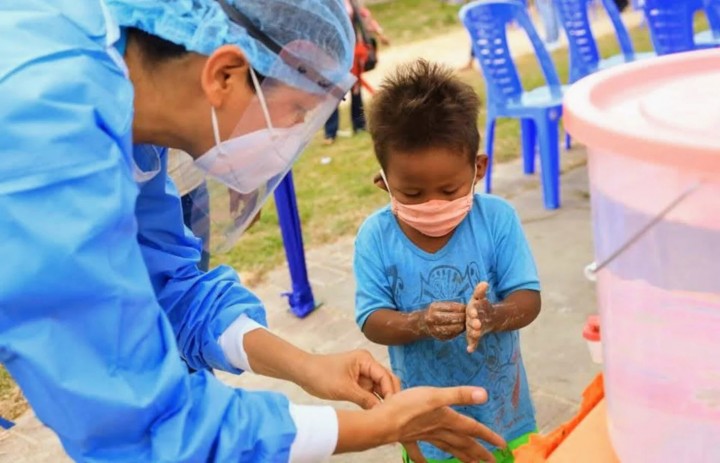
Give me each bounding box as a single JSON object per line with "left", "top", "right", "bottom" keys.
{"left": 564, "top": 49, "right": 720, "bottom": 462}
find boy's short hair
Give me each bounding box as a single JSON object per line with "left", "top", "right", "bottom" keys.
{"left": 368, "top": 59, "right": 481, "bottom": 171}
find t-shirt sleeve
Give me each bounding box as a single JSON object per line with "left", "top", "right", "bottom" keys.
{"left": 493, "top": 206, "right": 541, "bottom": 300}
{"left": 353, "top": 219, "right": 395, "bottom": 329}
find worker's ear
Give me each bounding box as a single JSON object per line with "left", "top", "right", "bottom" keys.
{"left": 201, "top": 45, "right": 253, "bottom": 108}
{"left": 200, "top": 45, "right": 255, "bottom": 140}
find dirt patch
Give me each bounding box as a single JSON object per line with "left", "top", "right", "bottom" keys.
{"left": 0, "top": 383, "right": 28, "bottom": 421}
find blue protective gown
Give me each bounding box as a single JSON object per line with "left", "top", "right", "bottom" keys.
{"left": 0, "top": 1, "right": 297, "bottom": 461}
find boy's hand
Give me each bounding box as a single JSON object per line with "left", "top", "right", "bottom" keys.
{"left": 418, "top": 302, "right": 466, "bottom": 341}
{"left": 466, "top": 282, "right": 496, "bottom": 353}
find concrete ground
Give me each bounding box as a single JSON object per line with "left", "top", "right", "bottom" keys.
{"left": 0, "top": 145, "right": 601, "bottom": 462}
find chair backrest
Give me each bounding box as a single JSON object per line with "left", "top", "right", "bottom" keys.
{"left": 642, "top": 0, "right": 704, "bottom": 55}
{"left": 601, "top": 0, "right": 636, "bottom": 57}
{"left": 553, "top": 0, "right": 601, "bottom": 82}
{"left": 704, "top": 0, "right": 720, "bottom": 38}
{"left": 554, "top": 0, "right": 636, "bottom": 82}
{"left": 460, "top": 0, "right": 562, "bottom": 107}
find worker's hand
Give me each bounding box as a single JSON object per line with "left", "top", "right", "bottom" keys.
{"left": 418, "top": 302, "right": 467, "bottom": 341}
{"left": 379, "top": 34, "right": 390, "bottom": 46}
{"left": 466, "top": 282, "right": 496, "bottom": 353}
{"left": 299, "top": 350, "right": 401, "bottom": 409}
{"left": 377, "top": 386, "right": 505, "bottom": 463}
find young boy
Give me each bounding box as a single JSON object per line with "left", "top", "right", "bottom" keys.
{"left": 353, "top": 60, "right": 542, "bottom": 463}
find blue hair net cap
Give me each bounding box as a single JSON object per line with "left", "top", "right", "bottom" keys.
{"left": 106, "top": 0, "right": 355, "bottom": 91}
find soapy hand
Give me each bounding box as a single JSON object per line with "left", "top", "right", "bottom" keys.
{"left": 466, "top": 282, "right": 496, "bottom": 353}
{"left": 419, "top": 302, "right": 467, "bottom": 341}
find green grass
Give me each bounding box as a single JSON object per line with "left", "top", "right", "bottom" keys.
{"left": 370, "top": 0, "right": 466, "bottom": 45}
{"left": 213, "top": 22, "right": 661, "bottom": 278}
{"left": 373, "top": 1, "right": 710, "bottom": 46}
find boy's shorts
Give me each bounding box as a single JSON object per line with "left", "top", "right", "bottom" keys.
{"left": 401, "top": 431, "right": 535, "bottom": 463}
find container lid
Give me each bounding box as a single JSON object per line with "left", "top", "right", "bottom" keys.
{"left": 564, "top": 49, "right": 720, "bottom": 177}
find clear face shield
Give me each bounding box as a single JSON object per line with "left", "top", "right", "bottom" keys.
{"left": 192, "top": 1, "right": 355, "bottom": 253}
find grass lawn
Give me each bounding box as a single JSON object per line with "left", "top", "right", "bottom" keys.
{"left": 370, "top": 0, "right": 466, "bottom": 45}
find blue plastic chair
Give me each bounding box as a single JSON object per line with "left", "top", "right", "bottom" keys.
{"left": 642, "top": 0, "right": 717, "bottom": 54}
{"left": 694, "top": 0, "right": 720, "bottom": 46}
{"left": 461, "top": 0, "right": 565, "bottom": 209}
{"left": 554, "top": 0, "right": 655, "bottom": 84}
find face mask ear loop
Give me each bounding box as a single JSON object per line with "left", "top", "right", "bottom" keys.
{"left": 250, "top": 67, "right": 276, "bottom": 137}
{"left": 471, "top": 164, "right": 478, "bottom": 195}
{"left": 211, "top": 106, "right": 224, "bottom": 153}
{"left": 379, "top": 169, "right": 393, "bottom": 199}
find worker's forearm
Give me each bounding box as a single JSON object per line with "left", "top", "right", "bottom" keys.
{"left": 362, "top": 309, "right": 428, "bottom": 346}
{"left": 490, "top": 290, "right": 541, "bottom": 333}
{"left": 243, "top": 328, "right": 313, "bottom": 385}
{"left": 334, "top": 409, "right": 388, "bottom": 454}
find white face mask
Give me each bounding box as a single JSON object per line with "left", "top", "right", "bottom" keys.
{"left": 194, "top": 69, "right": 308, "bottom": 194}
{"left": 195, "top": 116, "right": 307, "bottom": 194}
{"left": 191, "top": 64, "right": 352, "bottom": 252}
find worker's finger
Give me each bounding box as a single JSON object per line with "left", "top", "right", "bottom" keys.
{"left": 436, "top": 406, "right": 506, "bottom": 450}
{"left": 427, "top": 430, "right": 496, "bottom": 463}
{"left": 403, "top": 442, "right": 428, "bottom": 463}
{"left": 373, "top": 365, "right": 402, "bottom": 398}
{"left": 421, "top": 386, "right": 488, "bottom": 409}
{"left": 358, "top": 352, "right": 398, "bottom": 402}
{"left": 350, "top": 384, "right": 381, "bottom": 410}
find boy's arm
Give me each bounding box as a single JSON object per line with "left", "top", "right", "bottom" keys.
{"left": 363, "top": 301, "right": 466, "bottom": 346}
{"left": 363, "top": 309, "right": 425, "bottom": 346}
{"left": 466, "top": 203, "right": 541, "bottom": 352}
{"left": 492, "top": 289, "right": 541, "bottom": 332}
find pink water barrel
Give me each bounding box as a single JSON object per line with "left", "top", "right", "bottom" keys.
{"left": 564, "top": 49, "right": 720, "bottom": 462}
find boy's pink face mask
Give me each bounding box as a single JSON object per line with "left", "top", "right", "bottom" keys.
{"left": 380, "top": 169, "right": 476, "bottom": 238}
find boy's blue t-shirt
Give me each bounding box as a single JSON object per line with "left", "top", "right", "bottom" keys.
{"left": 354, "top": 194, "right": 540, "bottom": 460}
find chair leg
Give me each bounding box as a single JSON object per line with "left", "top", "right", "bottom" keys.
{"left": 521, "top": 119, "right": 536, "bottom": 175}
{"left": 484, "top": 118, "right": 496, "bottom": 194}
{"left": 537, "top": 117, "right": 561, "bottom": 210}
